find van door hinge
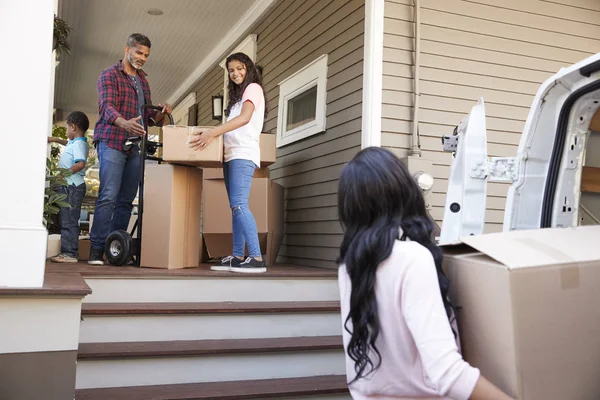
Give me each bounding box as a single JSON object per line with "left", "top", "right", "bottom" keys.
{"left": 469, "top": 157, "right": 518, "bottom": 182}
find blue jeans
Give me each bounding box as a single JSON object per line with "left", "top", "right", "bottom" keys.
{"left": 57, "top": 183, "right": 86, "bottom": 257}
{"left": 90, "top": 141, "right": 141, "bottom": 249}
{"left": 223, "top": 159, "right": 261, "bottom": 258}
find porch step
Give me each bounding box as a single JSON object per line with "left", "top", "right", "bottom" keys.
{"left": 82, "top": 274, "right": 339, "bottom": 303}
{"left": 80, "top": 301, "right": 342, "bottom": 343}
{"left": 78, "top": 336, "right": 343, "bottom": 359}
{"left": 81, "top": 301, "right": 341, "bottom": 314}
{"left": 76, "top": 336, "right": 346, "bottom": 389}
{"left": 75, "top": 375, "right": 350, "bottom": 400}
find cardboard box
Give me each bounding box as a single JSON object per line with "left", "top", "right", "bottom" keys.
{"left": 259, "top": 133, "right": 276, "bottom": 166}
{"left": 202, "top": 177, "right": 283, "bottom": 265}
{"left": 202, "top": 167, "right": 270, "bottom": 180}
{"left": 140, "top": 164, "right": 203, "bottom": 269}
{"left": 591, "top": 108, "right": 600, "bottom": 132}
{"left": 46, "top": 236, "right": 92, "bottom": 261}
{"left": 47, "top": 234, "right": 61, "bottom": 258}
{"left": 78, "top": 238, "right": 91, "bottom": 261}
{"left": 443, "top": 226, "right": 600, "bottom": 400}
{"left": 162, "top": 125, "right": 224, "bottom": 167}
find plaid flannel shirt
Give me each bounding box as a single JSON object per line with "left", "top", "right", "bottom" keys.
{"left": 93, "top": 60, "right": 158, "bottom": 152}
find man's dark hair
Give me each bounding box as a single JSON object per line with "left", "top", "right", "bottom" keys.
{"left": 66, "top": 111, "right": 90, "bottom": 133}
{"left": 127, "top": 33, "right": 151, "bottom": 48}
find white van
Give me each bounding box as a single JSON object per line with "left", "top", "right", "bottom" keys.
{"left": 439, "top": 52, "right": 600, "bottom": 244}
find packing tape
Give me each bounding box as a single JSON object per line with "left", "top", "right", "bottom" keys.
{"left": 517, "top": 237, "right": 580, "bottom": 289}
{"left": 516, "top": 237, "right": 575, "bottom": 264}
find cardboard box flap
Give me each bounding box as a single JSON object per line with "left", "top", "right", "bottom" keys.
{"left": 459, "top": 226, "right": 600, "bottom": 269}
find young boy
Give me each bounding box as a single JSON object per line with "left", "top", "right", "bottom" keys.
{"left": 48, "top": 111, "right": 90, "bottom": 263}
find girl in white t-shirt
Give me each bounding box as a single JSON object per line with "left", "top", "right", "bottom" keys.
{"left": 189, "top": 52, "right": 267, "bottom": 273}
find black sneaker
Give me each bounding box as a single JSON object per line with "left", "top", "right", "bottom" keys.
{"left": 230, "top": 257, "right": 267, "bottom": 273}
{"left": 88, "top": 247, "right": 104, "bottom": 266}
{"left": 211, "top": 255, "right": 243, "bottom": 272}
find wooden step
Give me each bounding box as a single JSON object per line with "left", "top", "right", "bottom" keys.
{"left": 78, "top": 336, "right": 343, "bottom": 360}
{"left": 46, "top": 263, "right": 338, "bottom": 278}
{"left": 81, "top": 301, "right": 341, "bottom": 315}
{"left": 75, "top": 375, "right": 349, "bottom": 400}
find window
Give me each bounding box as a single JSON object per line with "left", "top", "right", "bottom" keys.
{"left": 276, "top": 54, "right": 328, "bottom": 147}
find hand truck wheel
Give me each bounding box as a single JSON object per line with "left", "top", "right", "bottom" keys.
{"left": 105, "top": 230, "right": 133, "bottom": 266}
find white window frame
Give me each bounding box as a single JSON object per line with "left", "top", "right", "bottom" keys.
{"left": 276, "top": 54, "right": 328, "bottom": 148}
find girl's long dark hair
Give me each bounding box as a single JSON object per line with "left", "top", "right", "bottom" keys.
{"left": 337, "top": 147, "right": 454, "bottom": 384}
{"left": 224, "top": 52, "right": 267, "bottom": 118}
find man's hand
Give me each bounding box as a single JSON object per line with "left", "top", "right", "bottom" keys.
{"left": 188, "top": 128, "right": 216, "bottom": 151}
{"left": 119, "top": 116, "right": 146, "bottom": 136}
{"left": 158, "top": 103, "right": 173, "bottom": 114}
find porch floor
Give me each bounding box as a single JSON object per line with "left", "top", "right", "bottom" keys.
{"left": 45, "top": 262, "right": 337, "bottom": 278}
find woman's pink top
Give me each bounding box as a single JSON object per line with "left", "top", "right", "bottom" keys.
{"left": 338, "top": 240, "right": 480, "bottom": 399}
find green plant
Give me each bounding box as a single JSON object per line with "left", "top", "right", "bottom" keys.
{"left": 44, "top": 158, "right": 72, "bottom": 228}
{"left": 53, "top": 15, "right": 72, "bottom": 56}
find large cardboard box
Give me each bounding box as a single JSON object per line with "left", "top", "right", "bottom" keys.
{"left": 162, "top": 125, "right": 224, "bottom": 167}
{"left": 259, "top": 133, "right": 276, "bottom": 167}
{"left": 202, "top": 167, "right": 270, "bottom": 180}
{"left": 202, "top": 177, "right": 283, "bottom": 265}
{"left": 140, "top": 164, "right": 203, "bottom": 269}
{"left": 443, "top": 226, "right": 600, "bottom": 400}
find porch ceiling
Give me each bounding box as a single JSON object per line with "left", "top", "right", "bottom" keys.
{"left": 54, "top": 0, "right": 271, "bottom": 120}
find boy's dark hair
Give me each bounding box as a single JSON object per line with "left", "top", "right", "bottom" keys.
{"left": 66, "top": 111, "right": 90, "bottom": 133}
{"left": 127, "top": 33, "right": 151, "bottom": 48}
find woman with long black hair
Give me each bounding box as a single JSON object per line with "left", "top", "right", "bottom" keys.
{"left": 337, "top": 147, "right": 512, "bottom": 400}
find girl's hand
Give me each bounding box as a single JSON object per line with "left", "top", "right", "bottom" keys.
{"left": 189, "top": 128, "right": 216, "bottom": 151}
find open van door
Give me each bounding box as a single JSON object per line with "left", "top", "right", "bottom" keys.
{"left": 504, "top": 53, "right": 600, "bottom": 231}
{"left": 439, "top": 98, "right": 488, "bottom": 245}
{"left": 439, "top": 53, "right": 600, "bottom": 241}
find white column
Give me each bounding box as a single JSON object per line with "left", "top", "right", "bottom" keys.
{"left": 361, "top": 0, "right": 384, "bottom": 149}
{"left": 0, "top": 0, "right": 55, "bottom": 287}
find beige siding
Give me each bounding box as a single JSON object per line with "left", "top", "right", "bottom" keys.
{"left": 383, "top": 0, "right": 600, "bottom": 232}
{"left": 256, "top": 0, "right": 364, "bottom": 268}
{"left": 190, "top": 65, "right": 223, "bottom": 127}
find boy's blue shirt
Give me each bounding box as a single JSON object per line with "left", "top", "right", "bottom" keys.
{"left": 58, "top": 137, "right": 89, "bottom": 186}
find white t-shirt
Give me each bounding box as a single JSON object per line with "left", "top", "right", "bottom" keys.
{"left": 224, "top": 83, "right": 265, "bottom": 168}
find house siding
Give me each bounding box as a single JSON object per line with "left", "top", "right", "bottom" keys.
{"left": 190, "top": 65, "right": 223, "bottom": 127}
{"left": 382, "top": 0, "right": 600, "bottom": 232}
{"left": 255, "top": 0, "right": 365, "bottom": 268}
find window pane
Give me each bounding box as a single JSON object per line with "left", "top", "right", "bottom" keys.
{"left": 287, "top": 85, "right": 317, "bottom": 131}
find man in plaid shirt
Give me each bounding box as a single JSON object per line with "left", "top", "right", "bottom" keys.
{"left": 89, "top": 33, "right": 172, "bottom": 265}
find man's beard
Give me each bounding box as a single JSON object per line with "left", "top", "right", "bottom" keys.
{"left": 128, "top": 53, "right": 144, "bottom": 70}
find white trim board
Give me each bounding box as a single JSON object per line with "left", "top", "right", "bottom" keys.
{"left": 167, "top": 0, "right": 276, "bottom": 107}
{"left": 361, "top": 0, "right": 384, "bottom": 148}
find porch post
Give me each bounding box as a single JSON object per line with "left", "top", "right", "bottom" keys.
{"left": 361, "top": 0, "right": 384, "bottom": 149}
{"left": 0, "top": 0, "right": 55, "bottom": 287}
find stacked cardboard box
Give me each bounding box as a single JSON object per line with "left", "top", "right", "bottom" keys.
{"left": 148, "top": 128, "right": 282, "bottom": 267}
{"left": 442, "top": 225, "right": 600, "bottom": 399}
{"left": 140, "top": 164, "right": 203, "bottom": 269}
{"left": 199, "top": 133, "right": 283, "bottom": 266}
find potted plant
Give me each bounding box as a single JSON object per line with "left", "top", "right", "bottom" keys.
{"left": 53, "top": 15, "right": 72, "bottom": 56}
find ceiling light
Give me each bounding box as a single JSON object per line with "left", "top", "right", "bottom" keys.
{"left": 147, "top": 8, "right": 163, "bottom": 16}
